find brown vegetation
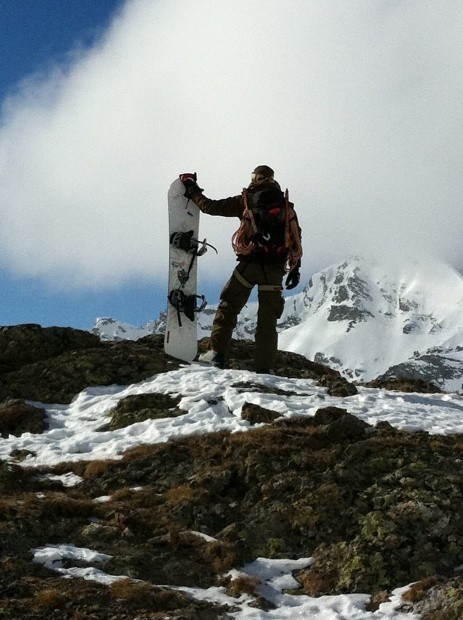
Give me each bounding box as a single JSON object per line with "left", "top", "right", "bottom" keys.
{"left": 0, "top": 325, "right": 459, "bottom": 618}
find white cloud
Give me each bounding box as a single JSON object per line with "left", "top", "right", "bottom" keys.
{"left": 1, "top": 0, "right": 463, "bottom": 289}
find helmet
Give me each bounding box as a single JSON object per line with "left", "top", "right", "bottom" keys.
{"left": 251, "top": 165, "right": 275, "bottom": 184}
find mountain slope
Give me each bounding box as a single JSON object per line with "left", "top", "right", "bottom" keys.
{"left": 1, "top": 325, "right": 463, "bottom": 618}
{"left": 93, "top": 257, "right": 463, "bottom": 390}
{"left": 278, "top": 257, "right": 463, "bottom": 386}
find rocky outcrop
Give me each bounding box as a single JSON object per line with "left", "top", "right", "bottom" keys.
{"left": 1, "top": 408, "right": 463, "bottom": 617}
{"left": 0, "top": 325, "right": 183, "bottom": 404}
{"left": 0, "top": 324, "right": 461, "bottom": 618}
{"left": 364, "top": 377, "right": 441, "bottom": 393}
{"left": 0, "top": 325, "right": 356, "bottom": 405}
{"left": 0, "top": 399, "right": 47, "bottom": 438}
{"left": 378, "top": 349, "right": 463, "bottom": 393}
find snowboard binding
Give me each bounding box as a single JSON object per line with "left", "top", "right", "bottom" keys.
{"left": 169, "top": 230, "right": 215, "bottom": 325}
{"left": 170, "top": 230, "right": 217, "bottom": 256}
{"left": 168, "top": 289, "right": 207, "bottom": 326}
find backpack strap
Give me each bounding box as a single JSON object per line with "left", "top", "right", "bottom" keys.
{"left": 242, "top": 188, "right": 259, "bottom": 236}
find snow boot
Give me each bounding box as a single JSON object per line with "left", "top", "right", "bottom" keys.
{"left": 199, "top": 349, "right": 228, "bottom": 369}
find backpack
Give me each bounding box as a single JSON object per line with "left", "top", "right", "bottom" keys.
{"left": 232, "top": 186, "right": 303, "bottom": 271}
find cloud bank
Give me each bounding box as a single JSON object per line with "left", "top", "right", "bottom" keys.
{"left": 1, "top": 0, "right": 463, "bottom": 289}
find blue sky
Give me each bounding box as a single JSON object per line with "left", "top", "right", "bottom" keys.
{"left": 0, "top": 1, "right": 122, "bottom": 98}
{"left": 0, "top": 1, "right": 462, "bottom": 330}
{"left": 0, "top": 0, "right": 162, "bottom": 329}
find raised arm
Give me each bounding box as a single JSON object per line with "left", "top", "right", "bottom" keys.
{"left": 179, "top": 173, "right": 244, "bottom": 218}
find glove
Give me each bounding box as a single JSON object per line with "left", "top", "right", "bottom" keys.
{"left": 179, "top": 172, "right": 203, "bottom": 198}
{"left": 285, "top": 266, "right": 300, "bottom": 290}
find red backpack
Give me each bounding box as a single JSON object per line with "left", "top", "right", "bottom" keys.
{"left": 232, "top": 186, "right": 302, "bottom": 271}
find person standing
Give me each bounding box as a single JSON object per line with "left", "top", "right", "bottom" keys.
{"left": 180, "top": 165, "right": 302, "bottom": 373}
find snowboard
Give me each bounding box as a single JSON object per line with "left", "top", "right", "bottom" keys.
{"left": 164, "top": 178, "right": 205, "bottom": 362}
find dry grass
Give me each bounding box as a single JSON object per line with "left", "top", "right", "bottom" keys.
{"left": 122, "top": 443, "right": 163, "bottom": 461}
{"left": 169, "top": 529, "right": 205, "bottom": 547}
{"left": 203, "top": 540, "right": 237, "bottom": 573}
{"left": 401, "top": 576, "right": 438, "bottom": 602}
{"left": 297, "top": 568, "right": 333, "bottom": 596}
{"left": 109, "top": 578, "right": 153, "bottom": 602}
{"left": 33, "top": 587, "right": 69, "bottom": 609}
{"left": 0, "top": 556, "right": 16, "bottom": 573}
{"left": 110, "top": 487, "right": 136, "bottom": 502}
{"left": 83, "top": 460, "right": 115, "bottom": 479}
{"left": 163, "top": 484, "right": 194, "bottom": 505}
{"left": 41, "top": 492, "right": 98, "bottom": 517}
{"left": 0, "top": 497, "right": 18, "bottom": 518}
{"left": 186, "top": 431, "right": 232, "bottom": 461}
{"left": 226, "top": 574, "right": 261, "bottom": 598}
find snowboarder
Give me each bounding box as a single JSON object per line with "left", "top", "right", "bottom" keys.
{"left": 179, "top": 165, "right": 302, "bottom": 373}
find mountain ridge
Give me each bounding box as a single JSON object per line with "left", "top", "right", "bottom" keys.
{"left": 93, "top": 257, "right": 463, "bottom": 392}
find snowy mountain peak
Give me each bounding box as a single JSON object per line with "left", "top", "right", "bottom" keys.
{"left": 304, "top": 258, "right": 379, "bottom": 328}
{"left": 93, "top": 316, "right": 165, "bottom": 341}
{"left": 279, "top": 257, "right": 463, "bottom": 385}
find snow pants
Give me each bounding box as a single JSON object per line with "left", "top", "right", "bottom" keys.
{"left": 210, "top": 261, "right": 285, "bottom": 370}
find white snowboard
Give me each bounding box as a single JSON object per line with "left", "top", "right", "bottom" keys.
{"left": 164, "top": 178, "right": 201, "bottom": 362}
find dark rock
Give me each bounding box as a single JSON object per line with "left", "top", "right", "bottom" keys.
{"left": 0, "top": 460, "right": 31, "bottom": 493}
{"left": 0, "top": 327, "right": 357, "bottom": 405}
{"left": 106, "top": 392, "right": 183, "bottom": 430}
{"left": 241, "top": 402, "right": 280, "bottom": 424}
{"left": 312, "top": 406, "right": 349, "bottom": 426}
{"left": 327, "top": 305, "right": 374, "bottom": 325}
{"left": 319, "top": 375, "right": 358, "bottom": 397}
{"left": 376, "top": 353, "right": 461, "bottom": 393}
{"left": 0, "top": 324, "right": 101, "bottom": 374}
{"left": 0, "top": 399, "right": 47, "bottom": 438}
{"left": 324, "top": 412, "right": 370, "bottom": 442}
{"left": 311, "top": 407, "right": 369, "bottom": 442}
{"left": 0, "top": 333, "right": 182, "bottom": 404}
{"left": 365, "top": 377, "right": 441, "bottom": 393}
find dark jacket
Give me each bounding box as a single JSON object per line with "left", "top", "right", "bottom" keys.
{"left": 190, "top": 191, "right": 244, "bottom": 218}
{"left": 189, "top": 182, "right": 301, "bottom": 267}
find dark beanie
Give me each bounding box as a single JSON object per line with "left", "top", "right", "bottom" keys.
{"left": 252, "top": 165, "right": 275, "bottom": 181}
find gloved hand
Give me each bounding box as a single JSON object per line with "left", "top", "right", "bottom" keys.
{"left": 285, "top": 266, "right": 300, "bottom": 290}
{"left": 179, "top": 172, "right": 203, "bottom": 198}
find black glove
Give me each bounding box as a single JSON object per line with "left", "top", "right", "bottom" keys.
{"left": 285, "top": 266, "right": 300, "bottom": 290}
{"left": 179, "top": 172, "right": 203, "bottom": 198}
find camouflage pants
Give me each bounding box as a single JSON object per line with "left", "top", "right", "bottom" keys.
{"left": 210, "top": 261, "right": 285, "bottom": 369}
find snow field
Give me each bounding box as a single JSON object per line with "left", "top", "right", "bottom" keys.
{"left": 4, "top": 363, "right": 460, "bottom": 618}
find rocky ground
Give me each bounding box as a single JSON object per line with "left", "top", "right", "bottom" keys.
{"left": 0, "top": 324, "right": 462, "bottom": 618}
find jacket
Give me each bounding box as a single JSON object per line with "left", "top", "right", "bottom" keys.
{"left": 189, "top": 183, "right": 302, "bottom": 268}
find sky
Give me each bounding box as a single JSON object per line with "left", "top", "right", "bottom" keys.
{"left": 2, "top": 362, "right": 462, "bottom": 616}
{"left": 1, "top": 0, "right": 463, "bottom": 329}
